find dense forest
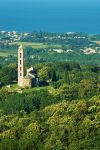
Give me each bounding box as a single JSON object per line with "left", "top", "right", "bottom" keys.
{"left": 0, "top": 61, "right": 100, "bottom": 150}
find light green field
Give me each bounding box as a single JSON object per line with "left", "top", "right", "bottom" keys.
{"left": 14, "top": 42, "right": 62, "bottom": 49}
{"left": 14, "top": 42, "right": 48, "bottom": 49}
{"left": 0, "top": 49, "right": 17, "bottom": 57}
{"left": 0, "top": 52, "right": 10, "bottom": 57}
{"left": 0, "top": 42, "right": 63, "bottom": 57}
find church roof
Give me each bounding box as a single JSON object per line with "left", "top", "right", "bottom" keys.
{"left": 27, "top": 66, "right": 36, "bottom": 78}
{"left": 24, "top": 75, "right": 34, "bottom": 79}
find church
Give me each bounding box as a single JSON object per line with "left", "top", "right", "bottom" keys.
{"left": 18, "top": 45, "right": 37, "bottom": 88}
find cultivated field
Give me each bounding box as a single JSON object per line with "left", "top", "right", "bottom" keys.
{"left": 0, "top": 49, "right": 17, "bottom": 57}
{"left": 14, "top": 42, "right": 62, "bottom": 49}
{"left": 0, "top": 42, "right": 63, "bottom": 57}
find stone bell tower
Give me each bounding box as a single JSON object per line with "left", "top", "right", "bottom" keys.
{"left": 18, "top": 45, "right": 24, "bottom": 86}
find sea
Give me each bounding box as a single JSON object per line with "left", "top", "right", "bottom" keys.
{"left": 0, "top": 0, "right": 100, "bottom": 34}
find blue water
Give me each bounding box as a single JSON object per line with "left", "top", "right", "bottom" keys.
{"left": 0, "top": 0, "right": 100, "bottom": 34}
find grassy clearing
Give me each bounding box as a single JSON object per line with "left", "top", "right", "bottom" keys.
{"left": 22, "top": 86, "right": 55, "bottom": 94}
{"left": 23, "top": 86, "right": 49, "bottom": 93}
{"left": 1, "top": 84, "right": 20, "bottom": 93}
{"left": 1, "top": 84, "right": 50, "bottom": 93}
{"left": 1, "top": 83, "right": 55, "bottom": 95}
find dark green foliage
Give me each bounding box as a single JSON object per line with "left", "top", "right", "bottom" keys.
{"left": 0, "top": 61, "right": 100, "bottom": 150}
{"left": 0, "top": 89, "right": 55, "bottom": 114}
{"left": 0, "top": 63, "right": 17, "bottom": 85}
{"left": 0, "top": 98, "right": 100, "bottom": 150}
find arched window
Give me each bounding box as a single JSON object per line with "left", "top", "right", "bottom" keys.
{"left": 20, "top": 53, "right": 22, "bottom": 58}
{"left": 20, "top": 60, "right": 21, "bottom": 64}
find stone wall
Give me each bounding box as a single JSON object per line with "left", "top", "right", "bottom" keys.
{"left": 23, "top": 77, "right": 32, "bottom": 88}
